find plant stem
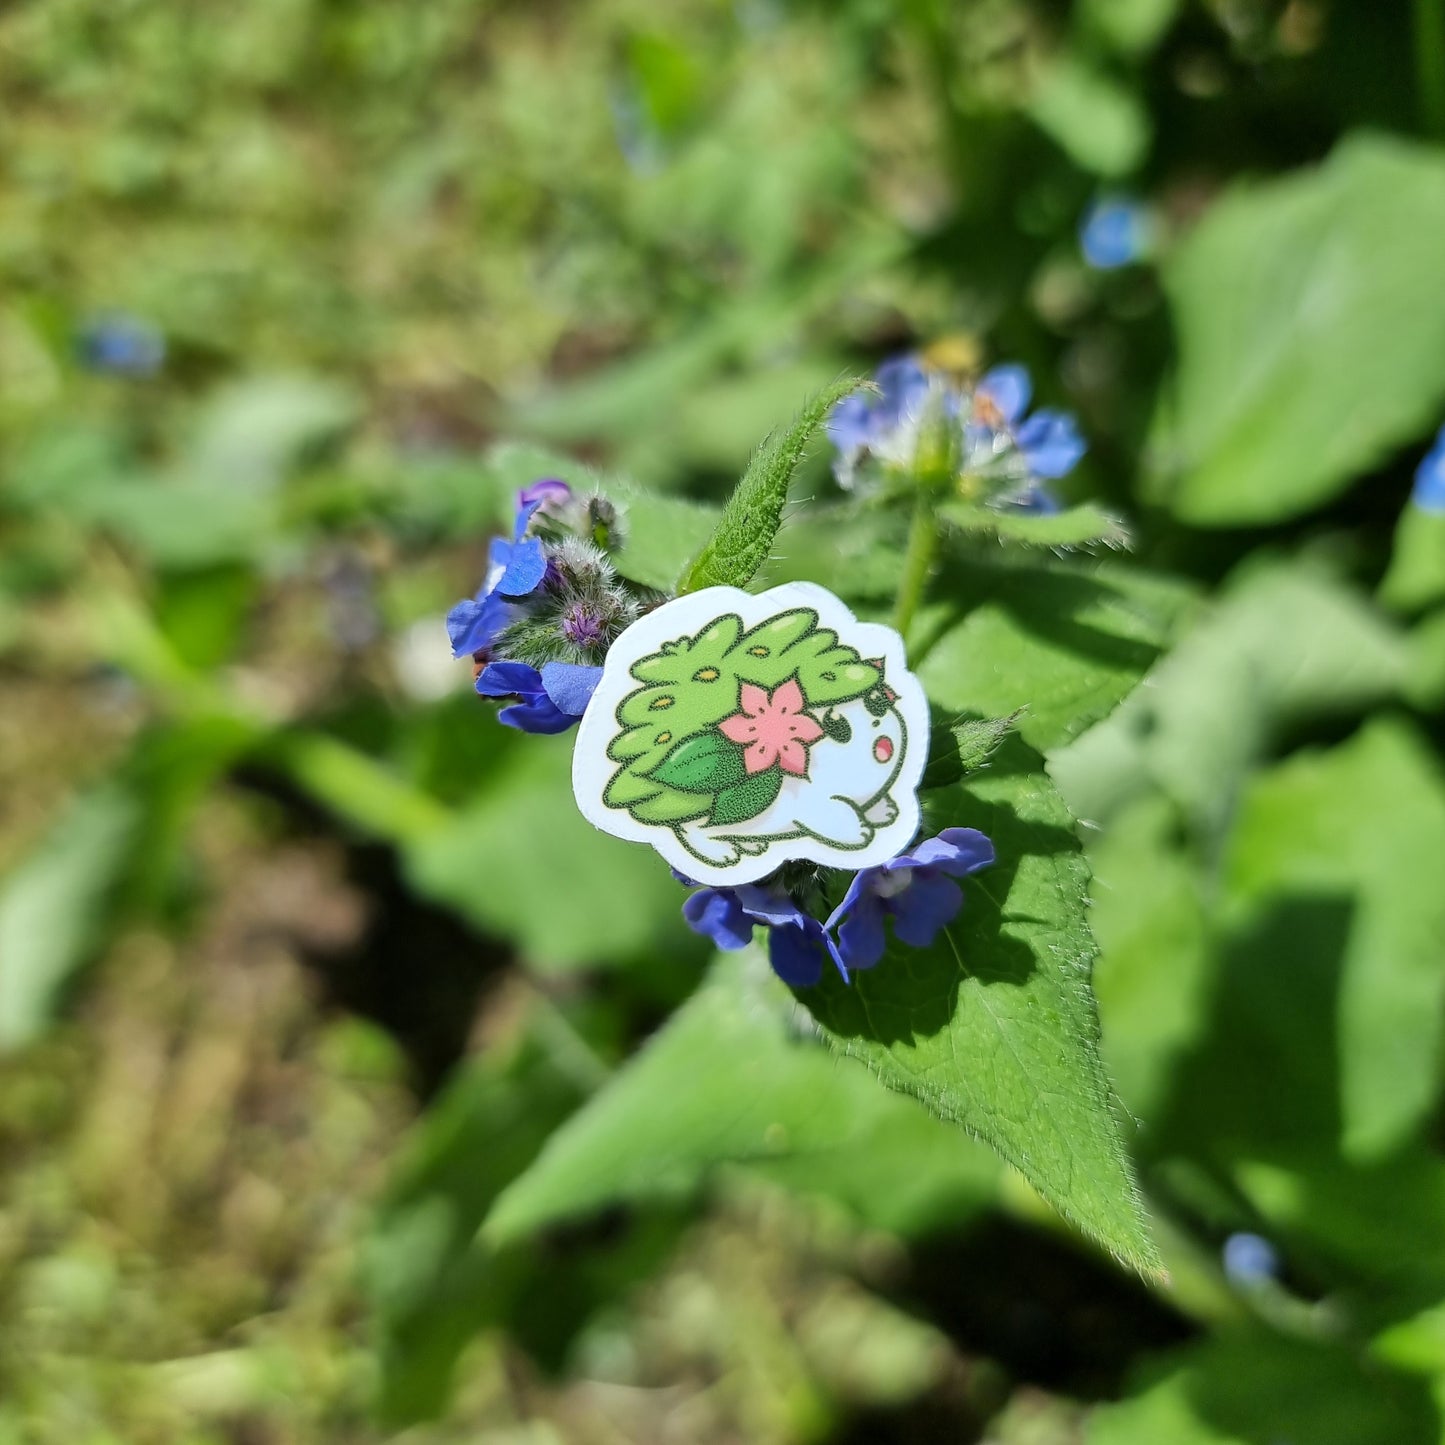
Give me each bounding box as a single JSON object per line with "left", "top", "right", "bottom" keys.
{"left": 891, "top": 499, "right": 939, "bottom": 649}
{"left": 1417, "top": 0, "right": 1445, "bottom": 139}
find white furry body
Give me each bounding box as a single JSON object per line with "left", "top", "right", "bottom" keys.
{"left": 677, "top": 694, "right": 906, "bottom": 868}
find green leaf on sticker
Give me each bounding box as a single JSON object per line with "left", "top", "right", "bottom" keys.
{"left": 678, "top": 376, "right": 861, "bottom": 594}
{"left": 795, "top": 736, "right": 1162, "bottom": 1278}
{"left": 710, "top": 767, "right": 783, "bottom": 826}
{"left": 646, "top": 731, "right": 748, "bottom": 793}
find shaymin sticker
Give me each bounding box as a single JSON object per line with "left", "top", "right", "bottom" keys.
{"left": 572, "top": 583, "right": 930, "bottom": 886}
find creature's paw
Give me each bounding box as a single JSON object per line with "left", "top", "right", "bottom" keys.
{"left": 677, "top": 823, "right": 741, "bottom": 868}
{"left": 865, "top": 794, "right": 899, "bottom": 827}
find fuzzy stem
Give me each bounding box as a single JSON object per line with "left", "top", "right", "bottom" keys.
{"left": 891, "top": 499, "right": 940, "bottom": 651}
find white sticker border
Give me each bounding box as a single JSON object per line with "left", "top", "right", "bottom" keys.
{"left": 571, "top": 582, "right": 930, "bottom": 887}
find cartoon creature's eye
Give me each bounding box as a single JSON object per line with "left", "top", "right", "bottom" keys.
{"left": 692, "top": 667, "right": 720, "bottom": 682}
{"left": 864, "top": 686, "right": 891, "bottom": 717}
{"left": 650, "top": 695, "right": 675, "bottom": 710}
{"left": 820, "top": 710, "right": 851, "bottom": 744}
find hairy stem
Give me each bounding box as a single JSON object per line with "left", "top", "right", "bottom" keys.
{"left": 891, "top": 499, "right": 940, "bottom": 650}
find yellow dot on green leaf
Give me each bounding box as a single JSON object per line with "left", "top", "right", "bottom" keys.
{"left": 693, "top": 667, "right": 720, "bottom": 682}
{"left": 650, "top": 695, "right": 674, "bottom": 710}
{"left": 748, "top": 646, "right": 770, "bottom": 657}
{"left": 655, "top": 731, "right": 672, "bottom": 745}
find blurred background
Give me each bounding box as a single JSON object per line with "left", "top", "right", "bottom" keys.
{"left": 3, "top": 0, "right": 1445, "bottom": 1441}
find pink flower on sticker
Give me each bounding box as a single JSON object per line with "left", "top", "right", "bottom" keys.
{"left": 718, "top": 679, "right": 824, "bottom": 776}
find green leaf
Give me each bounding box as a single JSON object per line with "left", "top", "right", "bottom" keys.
{"left": 0, "top": 785, "right": 142, "bottom": 1050}
{"left": 365, "top": 1027, "right": 587, "bottom": 1423}
{"left": 186, "top": 373, "right": 359, "bottom": 491}
{"left": 1050, "top": 558, "right": 1407, "bottom": 841}
{"left": 1028, "top": 52, "right": 1151, "bottom": 177}
{"left": 1381, "top": 504, "right": 1445, "bottom": 614}
{"left": 677, "top": 376, "right": 861, "bottom": 594}
{"left": 1407, "top": 608, "right": 1445, "bottom": 711}
{"left": 1220, "top": 717, "right": 1445, "bottom": 1160}
{"left": 797, "top": 736, "right": 1162, "bottom": 1278}
{"left": 606, "top": 477, "right": 722, "bottom": 593}
{"left": 914, "top": 555, "right": 1195, "bottom": 753}
{"left": 1089, "top": 795, "right": 1211, "bottom": 1121}
{"left": 402, "top": 742, "right": 698, "bottom": 972}
{"left": 1089, "top": 1331, "right": 1438, "bottom": 1445}
{"left": 1149, "top": 135, "right": 1445, "bottom": 524}
{"left": 647, "top": 731, "right": 748, "bottom": 792}
{"left": 921, "top": 711, "right": 1022, "bottom": 791}
{"left": 940, "top": 499, "right": 1132, "bottom": 550}
{"left": 1079, "top": 0, "right": 1180, "bottom": 56}
{"left": 483, "top": 957, "right": 1000, "bottom": 1246}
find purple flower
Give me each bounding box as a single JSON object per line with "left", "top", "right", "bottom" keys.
{"left": 560, "top": 603, "right": 607, "bottom": 649}
{"left": 1414, "top": 425, "right": 1445, "bottom": 513}
{"left": 518, "top": 477, "right": 573, "bottom": 511}
{"left": 977, "top": 365, "right": 1086, "bottom": 481}
{"left": 1079, "top": 195, "right": 1153, "bottom": 270}
{"left": 826, "top": 828, "right": 995, "bottom": 972}
{"left": 445, "top": 494, "right": 552, "bottom": 658}
{"left": 679, "top": 880, "right": 846, "bottom": 987}
{"left": 475, "top": 660, "right": 603, "bottom": 734}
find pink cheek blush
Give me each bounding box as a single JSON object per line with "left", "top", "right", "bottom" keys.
{"left": 873, "top": 735, "right": 894, "bottom": 764}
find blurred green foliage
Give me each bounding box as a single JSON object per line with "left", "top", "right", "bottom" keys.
{"left": 3, "top": 0, "right": 1445, "bottom": 1442}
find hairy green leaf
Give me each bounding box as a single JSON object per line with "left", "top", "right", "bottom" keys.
{"left": 914, "top": 555, "right": 1194, "bottom": 753}
{"left": 798, "top": 736, "right": 1161, "bottom": 1277}
{"left": 921, "top": 711, "right": 1022, "bottom": 791}
{"left": 678, "top": 376, "right": 861, "bottom": 593}
{"left": 940, "top": 499, "right": 1132, "bottom": 550}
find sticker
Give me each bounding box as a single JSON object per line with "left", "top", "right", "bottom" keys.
{"left": 571, "top": 583, "right": 930, "bottom": 886}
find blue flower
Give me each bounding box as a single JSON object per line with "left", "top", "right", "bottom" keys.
{"left": 827, "top": 355, "right": 931, "bottom": 453}
{"left": 1413, "top": 425, "right": 1445, "bottom": 513}
{"left": 826, "top": 828, "right": 995, "bottom": 973}
{"left": 827, "top": 355, "right": 941, "bottom": 488}
{"left": 1222, "top": 1232, "right": 1279, "bottom": 1287}
{"left": 1079, "top": 195, "right": 1152, "bottom": 270}
{"left": 78, "top": 313, "right": 166, "bottom": 377}
{"left": 446, "top": 494, "right": 552, "bottom": 658}
{"left": 679, "top": 880, "right": 846, "bottom": 987}
{"left": 977, "top": 365, "right": 1086, "bottom": 481}
{"left": 475, "top": 660, "right": 603, "bottom": 734}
